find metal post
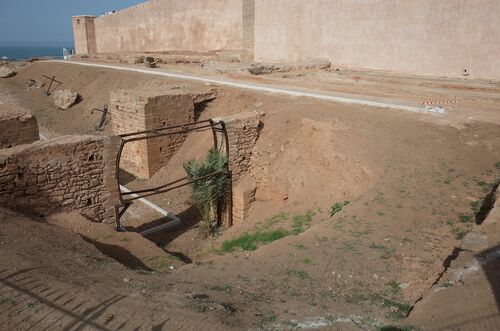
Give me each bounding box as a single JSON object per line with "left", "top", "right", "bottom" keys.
{"left": 42, "top": 75, "right": 62, "bottom": 96}
{"left": 91, "top": 105, "right": 109, "bottom": 131}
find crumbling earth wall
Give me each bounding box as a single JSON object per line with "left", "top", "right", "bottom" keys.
{"left": 0, "top": 105, "right": 39, "bottom": 149}
{"left": 0, "top": 135, "right": 120, "bottom": 223}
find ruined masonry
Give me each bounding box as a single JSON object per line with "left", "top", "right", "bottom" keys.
{"left": 0, "top": 135, "right": 120, "bottom": 224}
{"left": 0, "top": 105, "right": 39, "bottom": 149}
{"left": 216, "top": 112, "right": 261, "bottom": 225}
{"left": 110, "top": 89, "right": 197, "bottom": 179}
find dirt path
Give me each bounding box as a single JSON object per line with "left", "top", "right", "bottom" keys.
{"left": 50, "top": 60, "right": 425, "bottom": 113}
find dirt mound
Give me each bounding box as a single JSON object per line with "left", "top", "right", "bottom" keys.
{"left": 252, "top": 117, "right": 372, "bottom": 205}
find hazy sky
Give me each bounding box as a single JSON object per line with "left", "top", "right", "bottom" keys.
{"left": 0, "top": 0, "right": 146, "bottom": 46}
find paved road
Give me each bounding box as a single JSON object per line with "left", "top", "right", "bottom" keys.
{"left": 50, "top": 60, "right": 431, "bottom": 114}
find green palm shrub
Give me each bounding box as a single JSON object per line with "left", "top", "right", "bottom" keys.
{"left": 184, "top": 149, "right": 229, "bottom": 237}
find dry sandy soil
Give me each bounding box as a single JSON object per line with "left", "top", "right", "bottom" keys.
{"left": 0, "top": 61, "right": 499, "bottom": 330}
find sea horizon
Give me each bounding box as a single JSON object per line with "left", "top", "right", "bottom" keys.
{"left": 0, "top": 43, "right": 74, "bottom": 60}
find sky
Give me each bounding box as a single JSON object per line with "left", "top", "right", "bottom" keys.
{"left": 0, "top": 0, "right": 146, "bottom": 46}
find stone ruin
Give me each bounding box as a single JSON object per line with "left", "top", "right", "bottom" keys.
{"left": 0, "top": 104, "right": 119, "bottom": 224}
{"left": 0, "top": 88, "right": 263, "bottom": 227}
{"left": 109, "top": 88, "right": 201, "bottom": 179}
{"left": 0, "top": 105, "right": 39, "bottom": 149}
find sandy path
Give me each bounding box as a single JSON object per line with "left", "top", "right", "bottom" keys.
{"left": 50, "top": 60, "right": 427, "bottom": 113}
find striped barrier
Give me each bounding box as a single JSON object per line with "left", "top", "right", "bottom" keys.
{"left": 422, "top": 99, "right": 459, "bottom": 106}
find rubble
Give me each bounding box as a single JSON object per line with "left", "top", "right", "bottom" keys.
{"left": 0, "top": 66, "right": 16, "bottom": 78}
{"left": 53, "top": 89, "right": 80, "bottom": 110}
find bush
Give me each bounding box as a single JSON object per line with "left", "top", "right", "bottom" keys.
{"left": 184, "top": 149, "right": 229, "bottom": 237}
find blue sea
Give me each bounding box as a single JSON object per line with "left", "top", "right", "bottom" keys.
{"left": 0, "top": 45, "right": 72, "bottom": 60}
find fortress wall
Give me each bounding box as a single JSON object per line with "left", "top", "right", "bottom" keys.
{"left": 254, "top": 0, "right": 500, "bottom": 80}
{"left": 72, "top": 16, "right": 97, "bottom": 54}
{"left": 94, "top": 0, "right": 243, "bottom": 54}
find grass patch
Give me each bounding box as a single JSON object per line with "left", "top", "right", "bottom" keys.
{"left": 301, "top": 258, "right": 313, "bottom": 264}
{"left": 221, "top": 211, "right": 314, "bottom": 252}
{"left": 382, "top": 298, "right": 412, "bottom": 320}
{"left": 329, "top": 201, "right": 351, "bottom": 217}
{"left": 221, "top": 229, "right": 289, "bottom": 252}
{"left": 144, "top": 255, "right": 174, "bottom": 271}
{"left": 495, "top": 162, "right": 500, "bottom": 170}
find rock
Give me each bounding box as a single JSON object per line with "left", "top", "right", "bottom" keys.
{"left": 248, "top": 58, "right": 331, "bottom": 75}
{"left": 0, "top": 66, "right": 16, "bottom": 78}
{"left": 460, "top": 232, "right": 488, "bottom": 252}
{"left": 52, "top": 89, "right": 80, "bottom": 110}
{"left": 26, "top": 79, "right": 45, "bottom": 89}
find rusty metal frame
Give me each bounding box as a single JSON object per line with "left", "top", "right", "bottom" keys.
{"left": 114, "top": 120, "right": 232, "bottom": 232}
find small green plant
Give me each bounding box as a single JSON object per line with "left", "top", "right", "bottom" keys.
{"left": 291, "top": 211, "right": 314, "bottom": 234}
{"left": 301, "top": 258, "right": 313, "bottom": 264}
{"left": 330, "top": 201, "right": 350, "bottom": 217}
{"left": 382, "top": 299, "right": 412, "bottom": 320}
{"left": 387, "top": 281, "right": 401, "bottom": 295}
{"left": 369, "top": 243, "right": 396, "bottom": 258}
{"left": 286, "top": 269, "right": 310, "bottom": 280}
{"left": 458, "top": 213, "right": 473, "bottom": 223}
{"left": 184, "top": 149, "right": 229, "bottom": 237}
{"left": 495, "top": 162, "right": 500, "bottom": 170}
{"left": 452, "top": 228, "right": 469, "bottom": 240}
{"left": 470, "top": 200, "right": 481, "bottom": 214}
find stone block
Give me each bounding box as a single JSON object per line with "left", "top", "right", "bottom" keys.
{"left": 0, "top": 104, "right": 39, "bottom": 149}
{"left": 109, "top": 88, "right": 201, "bottom": 179}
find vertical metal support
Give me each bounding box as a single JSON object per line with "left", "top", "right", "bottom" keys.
{"left": 92, "top": 105, "right": 109, "bottom": 131}
{"left": 209, "top": 119, "right": 218, "bottom": 151}
{"left": 219, "top": 121, "right": 233, "bottom": 227}
{"left": 42, "top": 75, "right": 62, "bottom": 96}
{"left": 114, "top": 205, "right": 121, "bottom": 231}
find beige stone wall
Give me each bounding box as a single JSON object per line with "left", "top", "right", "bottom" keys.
{"left": 0, "top": 105, "right": 39, "bottom": 149}
{"left": 93, "top": 0, "right": 244, "bottom": 54}
{"left": 222, "top": 112, "right": 261, "bottom": 182}
{"left": 241, "top": 0, "right": 256, "bottom": 61}
{"left": 72, "top": 16, "right": 97, "bottom": 54}
{"left": 217, "top": 112, "right": 261, "bottom": 226}
{"left": 254, "top": 0, "right": 500, "bottom": 80}
{"left": 232, "top": 177, "right": 256, "bottom": 225}
{"left": 0, "top": 135, "right": 119, "bottom": 223}
{"left": 110, "top": 89, "right": 195, "bottom": 179}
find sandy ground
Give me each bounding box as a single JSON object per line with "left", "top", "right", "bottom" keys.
{"left": 0, "top": 61, "right": 499, "bottom": 330}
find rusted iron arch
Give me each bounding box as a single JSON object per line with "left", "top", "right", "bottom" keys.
{"left": 113, "top": 120, "right": 232, "bottom": 232}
